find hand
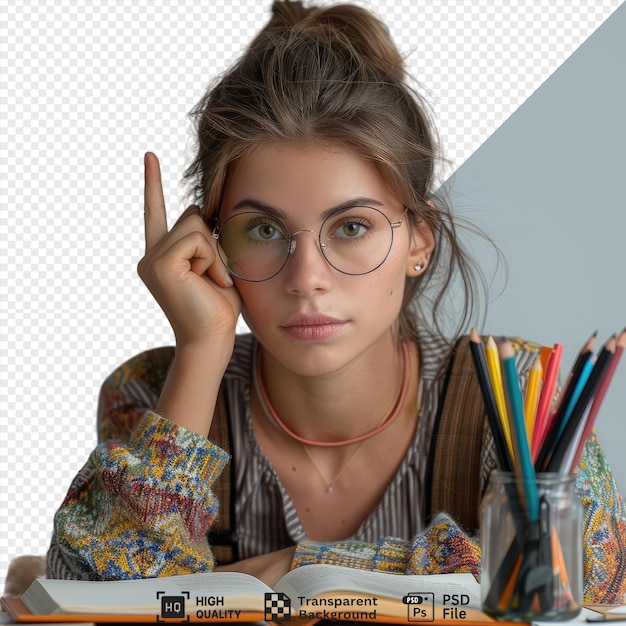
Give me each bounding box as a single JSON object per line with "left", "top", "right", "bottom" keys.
{"left": 137, "top": 152, "right": 242, "bottom": 348}
{"left": 215, "top": 546, "right": 297, "bottom": 588}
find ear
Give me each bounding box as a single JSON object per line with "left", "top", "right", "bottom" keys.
{"left": 406, "top": 202, "right": 436, "bottom": 277}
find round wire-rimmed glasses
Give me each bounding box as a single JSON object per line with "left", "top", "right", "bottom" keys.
{"left": 212, "top": 206, "right": 407, "bottom": 282}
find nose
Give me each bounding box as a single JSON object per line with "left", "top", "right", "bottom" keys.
{"left": 282, "top": 230, "right": 333, "bottom": 295}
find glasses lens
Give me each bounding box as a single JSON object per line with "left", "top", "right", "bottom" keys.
{"left": 321, "top": 206, "right": 394, "bottom": 275}
{"left": 217, "top": 212, "right": 290, "bottom": 281}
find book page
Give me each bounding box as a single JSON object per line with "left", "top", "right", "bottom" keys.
{"left": 274, "top": 564, "right": 481, "bottom": 607}
{"left": 23, "top": 572, "right": 272, "bottom": 615}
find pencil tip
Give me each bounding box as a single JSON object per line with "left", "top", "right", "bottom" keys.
{"left": 498, "top": 339, "right": 514, "bottom": 360}
{"left": 470, "top": 328, "right": 480, "bottom": 342}
{"left": 584, "top": 331, "right": 598, "bottom": 351}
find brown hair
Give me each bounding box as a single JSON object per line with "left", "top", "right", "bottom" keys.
{"left": 184, "top": 0, "right": 489, "bottom": 343}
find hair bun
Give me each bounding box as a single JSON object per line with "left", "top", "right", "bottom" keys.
{"left": 264, "top": 1, "right": 404, "bottom": 81}
{"left": 270, "top": 0, "right": 310, "bottom": 26}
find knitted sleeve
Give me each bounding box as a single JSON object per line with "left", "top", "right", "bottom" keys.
{"left": 96, "top": 346, "right": 175, "bottom": 443}
{"left": 575, "top": 431, "right": 626, "bottom": 603}
{"left": 46, "top": 348, "right": 229, "bottom": 580}
{"left": 291, "top": 513, "right": 481, "bottom": 579}
{"left": 47, "top": 411, "right": 228, "bottom": 580}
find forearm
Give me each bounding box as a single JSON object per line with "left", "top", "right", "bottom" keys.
{"left": 155, "top": 338, "right": 234, "bottom": 436}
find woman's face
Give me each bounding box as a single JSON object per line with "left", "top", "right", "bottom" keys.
{"left": 219, "top": 140, "right": 432, "bottom": 377}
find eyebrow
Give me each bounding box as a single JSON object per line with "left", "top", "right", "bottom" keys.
{"left": 229, "top": 196, "right": 385, "bottom": 220}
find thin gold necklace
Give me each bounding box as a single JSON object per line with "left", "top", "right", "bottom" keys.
{"left": 302, "top": 395, "right": 400, "bottom": 493}
{"left": 303, "top": 442, "right": 367, "bottom": 493}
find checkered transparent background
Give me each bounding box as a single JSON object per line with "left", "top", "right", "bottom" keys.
{"left": 1, "top": 0, "right": 622, "bottom": 590}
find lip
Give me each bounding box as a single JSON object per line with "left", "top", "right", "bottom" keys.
{"left": 280, "top": 313, "right": 348, "bottom": 341}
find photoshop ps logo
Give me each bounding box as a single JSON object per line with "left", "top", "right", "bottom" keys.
{"left": 156, "top": 591, "right": 190, "bottom": 623}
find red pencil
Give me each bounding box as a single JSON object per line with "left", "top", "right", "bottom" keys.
{"left": 533, "top": 332, "right": 597, "bottom": 466}
{"left": 531, "top": 343, "right": 563, "bottom": 461}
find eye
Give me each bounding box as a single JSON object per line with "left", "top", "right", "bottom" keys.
{"left": 243, "top": 217, "right": 287, "bottom": 243}
{"left": 328, "top": 215, "right": 374, "bottom": 240}
{"left": 339, "top": 222, "right": 365, "bottom": 237}
{"left": 253, "top": 223, "right": 279, "bottom": 240}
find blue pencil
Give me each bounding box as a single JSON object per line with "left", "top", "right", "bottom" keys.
{"left": 499, "top": 340, "right": 539, "bottom": 523}
{"left": 550, "top": 353, "right": 595, "bottom": 449}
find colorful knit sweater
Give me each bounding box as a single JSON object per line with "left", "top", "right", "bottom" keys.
{"left": 47, "top": 348, "right": 626, "bottom": 604}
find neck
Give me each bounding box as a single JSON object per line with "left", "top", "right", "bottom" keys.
{"left": 255, "top": 337, "right": 416, "bottom": 444}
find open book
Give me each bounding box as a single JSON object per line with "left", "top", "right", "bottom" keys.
{"left": 1, "top": 563, "right": 498, "bottom": 624}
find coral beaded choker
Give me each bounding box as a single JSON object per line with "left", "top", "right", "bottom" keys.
{"left": 254, "top": 342, "right": 410, "bottom": 447}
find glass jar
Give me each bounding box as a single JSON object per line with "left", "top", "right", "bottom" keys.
{"left": 481, "top": 471, "right": 582, "bottom": 621}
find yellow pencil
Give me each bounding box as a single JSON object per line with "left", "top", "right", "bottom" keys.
{"left": 485, "top": 336, "right": 513, "bottom": 459}
{"left": 524, "top": 356, "right": 543, "bottom": 447}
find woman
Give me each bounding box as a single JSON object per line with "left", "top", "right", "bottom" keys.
{"left": 46, "top": 0, "right": 625, "bottom": 603}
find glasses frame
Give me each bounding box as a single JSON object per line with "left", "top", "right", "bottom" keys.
{"left": 212, "top": 207, "right": 408, "bottom": 282}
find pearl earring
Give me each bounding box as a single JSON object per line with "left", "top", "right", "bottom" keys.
{"left": 414, "top": 261, "right": 425, "bottom": 272}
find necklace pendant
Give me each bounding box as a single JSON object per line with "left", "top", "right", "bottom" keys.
{"left": 326, "top": 484, "right": 333, "bottom": 493}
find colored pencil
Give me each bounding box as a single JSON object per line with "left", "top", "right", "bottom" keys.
{"left": 531, "top": 344, "right": 563, "bottom": 461}
{"left": 562, "top": 404, "right": 593, "bottom": 476}
{"left": 569, "top": 328, "right": 625, "bottom": 471}
{"left": 539, "top": 345, "right": 553, "bottom": 372}
{"left": 546, "top": 336, "right": 616, "bottom": 473}
{"left": 524, "top": 356, "right": 543, "bottom": 447}
{"left": 469, "top": 329, "right": 512, "bottom": 471}
{"left": 544, "top": 353, "right": 596, "bottom": 459}
{"left": 500, "top": 340, "right": 539, "bottom": 522}
{"left": 562, "top": 354, "right": 595, "bottom": 422}
{"left": 486, "top": 336, "right": 513, "bottom": 460}
{"left": 534, "top": 333, "right": 596, "bottom": 471}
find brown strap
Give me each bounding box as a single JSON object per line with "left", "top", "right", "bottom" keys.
{"left": 428, "top": 335, "right": 489, "bottom": 532}
{"left": 207, "top": 384, "right": 237, "bottom": 565}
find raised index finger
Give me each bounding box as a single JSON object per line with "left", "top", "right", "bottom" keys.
{"left": 143, "top": 152, "right": 169, "bottom": 251}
